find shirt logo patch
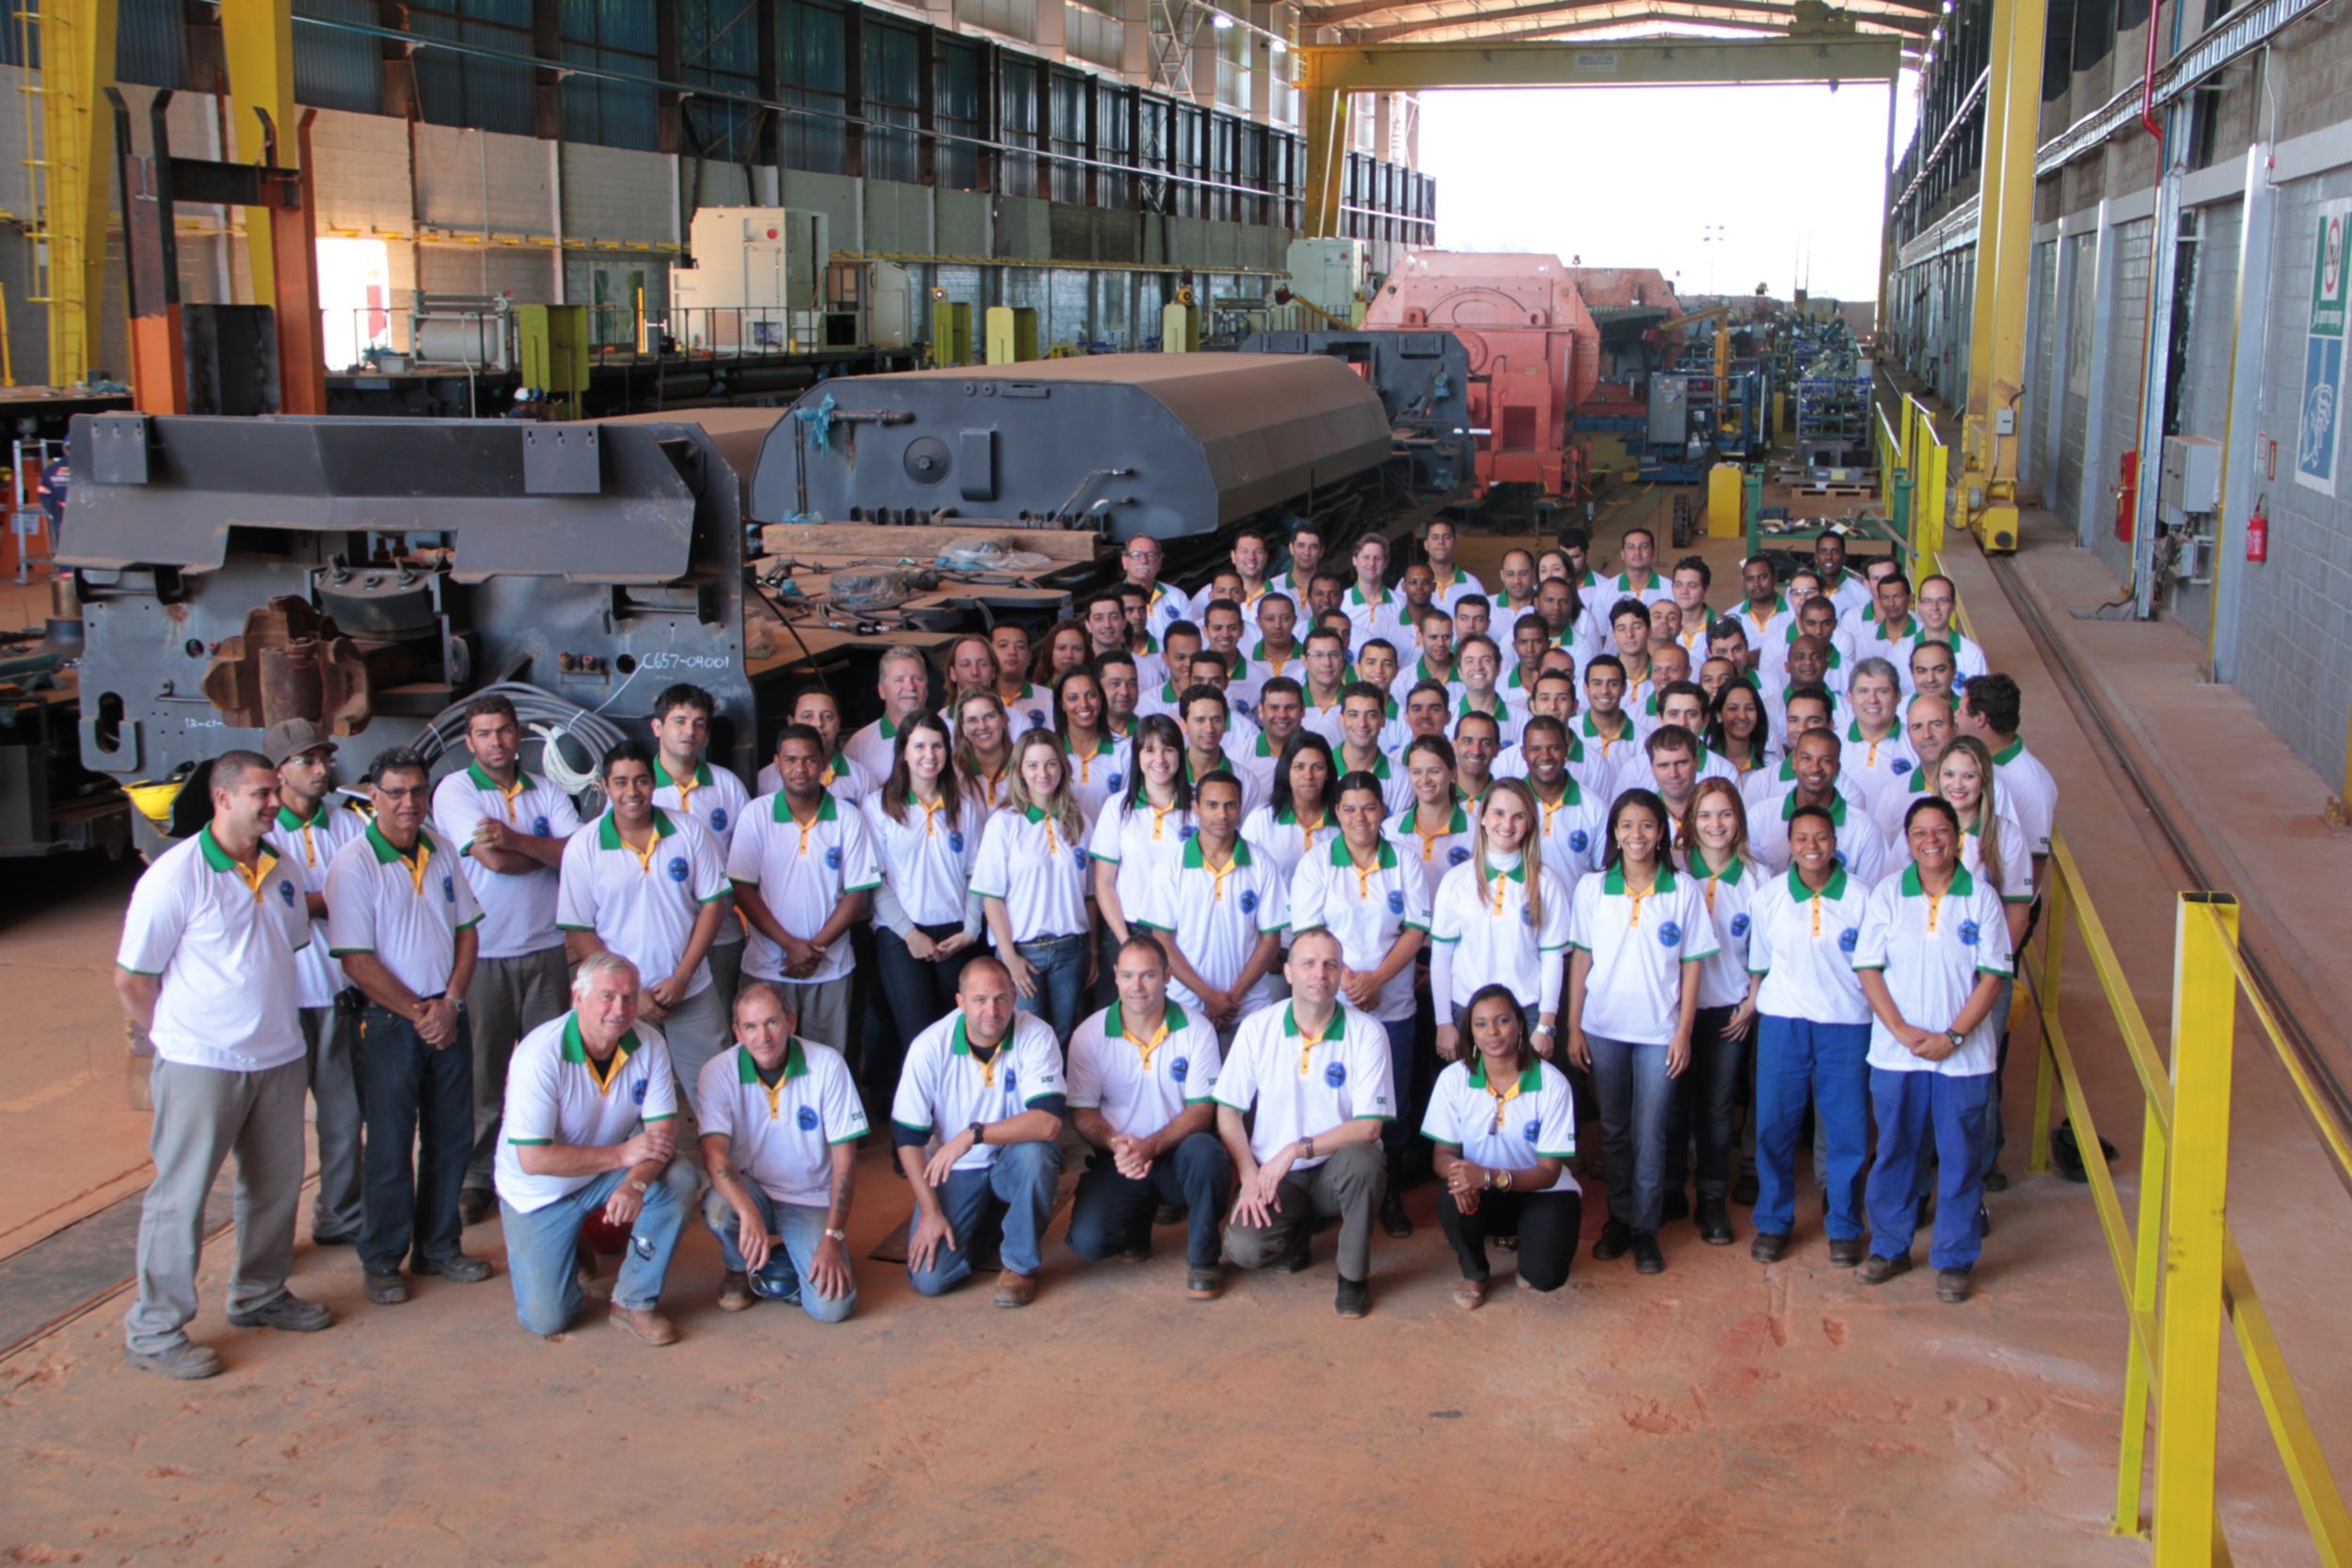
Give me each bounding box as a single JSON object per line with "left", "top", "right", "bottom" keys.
{"left": 1839, "top": 927, "right": 1860, "bottom": 953}
{"left": 1170, "top": 1055, "right": 1189, "bottom": 1082}
{"left": 1106, "top": 772, "right": 1124, "bottom": 794}
{"left": 666, "top": 857, "right": 690, "bottom": 883}
{"left": 796, "top": 1104, "right": 819, "bottom": 1132}
{"left": 1387, "top": 889, "right": 1406, "bottom": 916}
{"left": 1569, "top": 829, "right": 1591, "bottom": 854}
{"left": 1026, "top": 709, "right": 1046, "bottom": 729}
{"left": 711, "top": 807, "right": 731, "bottom": 833}
{"left": 1658, "top": 920, "right": 1683, "bottom": 947}
{"left": 948, "top": 830, "right": 966, "bottom": 854}
{"left": 1958, "top": 919, "right": 1981, "bottom": 947}
{"left": 1180, "top": 823, "right": 1198, "bottom": 841}
{"left": 630, "top": 1077, "right": 647, "bottom": 1104}
{"left": 278, "top": 879, "right": 296, "bottom": 908}
{"left": 1448, "top": 846, "right": 1471, "bottom": 866}
{"left": 1522, "top": 1118, "right": 1541, "bottom": 1144}
{"left": 1239, "top": 888, "right": 1260, "bottom": 914}
{"left": 441, "top": 874, "right": 455, "bottom": 903}
{"left": 1323, "top": 1061, "right": 1347, "bottom": 1089}
{"left": 533, "top": 815, "right": 551, "bottom": 838}
{"left": 1890, "top": 757, "right": 1914, "bottom": 776}
{"left": 1729, "top": 912, "right": 1751, "bottom": 939}
{"left": 1003, "top": 1068, "right": 1018, "bottom": 1100}
{"left": 1073, "top": 846, "right": 1089, "bottom": 867}
{"left": 824, "top": 845, "right": 842, "bottom": 871}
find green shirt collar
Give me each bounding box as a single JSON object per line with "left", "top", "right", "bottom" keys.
{"left": 467, "top": 761, "right": 536, "bottom": 794}
{"left": 561, "top": 1012, "right": 641, "bottom": 1064}
{"left": 1104, "top": 1001, "right": 1190, "bottom": 1039}
{"left": 1180, "top": 835, "right": 1253, "bottom": 869}
{"left": 598, "top": 806, "right": 680, "bottom": 849}
{"left": 1602, "top": 862, "right": 1678, "bottom": 895}
{"left": 771, "top": 791, "right": 842, "bottom": 824}
{"left": 1280, "top": 1001, "right": 1350, "bottom": 1039}
{"left": 1466, "top": 1057, "right": 1545, "bottom": 1094}
{"left": 275, "top": 800, "right": 334, "bottom": 831}
{"left": 1899, "top": 863, "right": 1977, "bottom": 898}
{"left": 1328, "top": 835, "right": 1400, "bottom": 869}
{"left": 735, "top": 1037, "right": 810, "bottom": 1082}
{"left": 1785, "top": 864, "right": 1849, "bottom": 902}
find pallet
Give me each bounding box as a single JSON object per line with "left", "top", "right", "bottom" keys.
{"left": 1793, "top": 483, "right": 1878, "bottom": 498}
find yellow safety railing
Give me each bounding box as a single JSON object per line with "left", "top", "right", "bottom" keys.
{"left": 1903, "top": 391, "right": 1949, "bottom": 566}
{"left": 2023, "top": 840, "right": 2352, "bottom": 1564}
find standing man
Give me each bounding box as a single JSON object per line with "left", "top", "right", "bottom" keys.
{"left": 1138, "top": 771, "right": 1288, "bottom": 1044}
{"left": 1913, "top": 575, "right": 1989, "bottom": 691}
{"left": 1668, "top": 557, "right": 1715, "bottom": 656}
{"left": 435, "top": 694, "right": 580, "bottom": 1227}
{"left": 1213, "top": 930, "right": 1395, "bottom": 1318}
{"left": 1494, "top": 547, "right": 1541, "bottom": 619}
{"left": 650, "top": 684, "right": 752, "bottom": 1022}
{"left": 728, "top": 724, "right": 880, "bottom": 1059}
{"left": 844, "top": 647, "right": 934, "bottom": 783}
{"left": 495, "top": 952, "right": 697, "bottom": 1345}
{"left": 758, "top": 688, "right": 878, "bottom": 805}
{"left": 1840, "top": 658, "right": 1921, "bottom": 814}
{"left": 1298, "top": 626, "right": 1354, "bottom": 745}
{"left": 698, "top": 983, "right": 865, "bottom": 1321}
{"left": 989, "top": 623, "right": 1054, "bottom": 733}
{"left": 1084, "top": 592, "right": 1131, "bottom": 665}
{"left": 1423, "top": 517, "right": 1485, "bottom": 612}
{"left": 262, "top": 720, "right": 366, "bottom": 1247}
{"left": 1735, "top": 556, "right": 1792, "bottom": 664}
{"left": 891, "top": 957, "right": 1067, "bottom": 1306}
{"left": 1343, "top": 535, "right": 1407, "bottom": 655}
{"left": 1271, "top": 520, "right": 1327, "bottom": 607}
{"left": 1065, "top": 933, "right": 1235, "bottom": 1299}
{"left": 327, "top": 747, "right": 493, "bottom": 1305}
{"left": 1247, "top": 591, "right": 1304, "bottom": 688}
{"left": 1121, "top": 535, "right": 1189, "bottom": 643}
{"left": 1198, "top": 526, "right": 1274, "bottom": 618}
{"left": 1812, "top": 531, "right": 1872, "bottom": 617}
{"left": 1750, "top": 730, "right": 1892, "bottom": 884}
{"left": 118, "top": 751, "right": 329, "bottom": 1378}
{"left": 1958, "top": 673, "right": 2057, "bottom": 888}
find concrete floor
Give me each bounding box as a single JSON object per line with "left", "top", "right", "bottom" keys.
{"left": 2, "top": 492, "right": 2344, "bottom": 1566}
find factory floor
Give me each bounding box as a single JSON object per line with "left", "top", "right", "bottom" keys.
{"left": 3, "top": 497, "right": 2345, "bottom": 1566}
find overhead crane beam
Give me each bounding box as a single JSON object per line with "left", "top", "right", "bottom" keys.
{"left": 1296, "top": 0, "right": 1940, "bottom": 24}
{"left": 1331, "top": 0, "right": 1933, "bottom": 39}
{"left": 1370, "top": 3, "right": 1934, "bottom": 43}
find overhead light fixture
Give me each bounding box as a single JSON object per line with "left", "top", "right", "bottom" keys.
{"left": 1212, "top": 11, "right": 1234, "bottom": 26}
{"left": 1931, "top": 24, "right": 1943, "bottom": 38}
{"left": 1270, "top": 34, "right": 1287, "bottom": 50}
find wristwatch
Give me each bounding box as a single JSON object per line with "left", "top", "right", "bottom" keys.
{"left": 1531, "top": 1022, "right": 1556, "bottom": 1038}
{"left": 969, "top": 1119, "right": 987, "bottom": 1147}
{"left": 1945, "top": 1029, "right": 1966, "bottom": 1051}
{"left": 1298, "top": 1134, "right": 1316, "bottom": 1162}
{"left": 627, "top": 1178, "right": 649, "bottom": 1195}
{"left": 823, "top": 1227, "right": 847, "bottom": 1243}
{"left": 1496, "top": 1169, "right": 1514, "bottom": 1192}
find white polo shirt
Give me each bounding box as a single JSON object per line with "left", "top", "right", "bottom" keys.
{"left": 1389, "top": 655, "right": 1463, "bottom": 710}
{"left": 1181, "top": 749, "right": 1269, "bottom": 818}
{"left": 1836, "top": 721, "right": 1923, "bottom": 813}
{"left": 1454, "top": 694, "right": 1522, "bottom": 749}
{"left": 696, "top": 1037, "right": 868, "bottom": 1208}
{"left": 264, "top": 800, "right": 367, "bottom": 1009}
{"left": 655, "top": 760, "right": 752, "bottom": 952}
{"left": 1689, "top": 854, "right": 1759, "bottom": 1011}
{"left": 1744, "top": 865, "right": 1874, "bottom": 1024}
{"left": 117, "top": 826, "right": 312, "bottom": 1071}
{"left": 1089, "top": 792, "right": 1196, "bottom": 922}
{"left": 862, "top": 790, "right": 981, "bottom": 927}
{"left": 1430, "top": 566, "right": 1487, "bottom": 614}
{"left": 1522, "top": 776, "right": 1609, "bottom": 885}
{"left": 1067, "top": 1000, "right": 1220, "bottom": 1140}
{"left": 890, "top": 1011, "right": 1067, "bottom": 1171}
{"left": 972, "top": 805, "right": 1092, "bottom": 942}
{"left": 1212, "top": 1000, "right": 1396, "bottom": 1165}
{"left": 1342, "top": 584, "right": 1412, "bottom": 654}
{"left": 1422, "top": 1056, "right": 1580, "bottom": 1193}
{"left": 1288, "top": 835, "right": 1430, "bottom": 1022}
{"left": 1241, "top": 802, "right": 1337, "bottom": 889}
{"left": 1852, "top": 864, "right": 2016, "bottom": 1075}
{"left": 1749, "top": 789, "right": 1893, "bottom": 887}
{"left": 1061, "top": 733, "right": 1129, "bottom": 832}
{"left": 1915, "top": 626, "right": 1989, "bottom": 688}
{"left": 726, "top": 792, "right": 882, "bottom": 985}
{"left": 1386, "top": 799, "right": 1474, "bottom": 905}
{"left": 432, "top": 764, "right": 580, "bottom": 960}
{"left": 1567, "top": 863, "right": 1720, "bottom": 1047}
{"left": 556, "top": 809, "right": 729, "bottom": 998}
{"left": 324, "top": 823, "right": 484, "bottom": 997}
{"left": 494, "top": 1012, "right": 677, "bottom": 1212}
{"left": 1333, "top": 748, "right": 1413, "bottom": 816}
{"left": 844, "top": 715, "right": 915, "bottom": 785}
{"left": 1574, "top": 712, "right": 1645, "bottom": 779}
{"left": 1429, "top": 854, "right": 1573, "bottom": 1010}
{"left": 1137, "top": 836, "right": 1289, "bottom": 1014}
{"left": 1990, "top": 736, "right": 2059, "bottom": 871}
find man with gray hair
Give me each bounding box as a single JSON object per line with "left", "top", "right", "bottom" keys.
{"left": 117, "top": 750, "right": 330, "bottom": 1378}
{"left": 845, "top": 647, "right": 935, "bottom": 783}
{"left": 494, "top": 951, "right": 697, "bottom": 1346}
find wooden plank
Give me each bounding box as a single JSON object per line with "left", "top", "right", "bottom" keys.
{"left": 758, "top": 521, "right": 1102, "bottom": 565}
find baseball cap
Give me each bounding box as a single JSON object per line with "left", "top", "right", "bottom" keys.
{"left": 263, "top": 718, "right": 338, "bottom": 767}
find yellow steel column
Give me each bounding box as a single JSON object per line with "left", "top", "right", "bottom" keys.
{"left": 221, "top": 0, "right": 299, "bottom": 309}
{"left": 2149, "top": 894, "right": 2237, "bottom": 1567}
{"left": 1301, "top": 74, "right": 1348, "bottom": 241}
{"left": 1962, "top": 0, "right": 2010, "bottom": 471}
{"left": 40, "top": 0, "right": 119, "bottom": 387}
{"left": 1964, "top": 0, "right": 2047, "bottom": 553}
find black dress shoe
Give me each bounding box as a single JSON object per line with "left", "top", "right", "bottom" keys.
{"left": 1827, "top": 1237, "right": 1866, "bottom": 1268}
{"left": 1593, "top": 1219, "right": 1633, "bottom": 1261}
{"left": 1378, "top": 1189, "right": 1413, "bottom": 1239}
{"left": 1659, "top": 1192, "right": 1691, "bottom": 1224}
{"left": 1750, "top": 1231, "right": 1789, "bottom": 1263}
{"left": 1335, "top": 1275, "right": 1371, "bottom": 1318}
{"left": 1696, "top": 1199, "right": 1734, "bottom": 1244}
{"left": 1631, "top": 1231, "right": 1664, "bottom": 1275}
{"left": 458, "top": 1188, "right": 495, "bottom": 1227}
{"left": 1981, "top": 1168, "right": 2008, "bottom": 1193}
{"left": 1281, "top": 1227, "right": 1313, "bottom": 1274}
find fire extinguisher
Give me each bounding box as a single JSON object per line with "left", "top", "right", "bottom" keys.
{"left": 2114, "top": 450, "right": 2138, "bottom": 543}
{"left": 2247, "top": 493, "right": 2268, "bottom": 562}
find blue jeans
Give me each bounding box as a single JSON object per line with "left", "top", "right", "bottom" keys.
{"left": 1066, "top": 1132, "right": 1234, "bottom": 1268}
{"left": 906, "top": 1140, "right": 1062, "bottom": 1293}
{"left": 1013, "top": 933, "right": 1089, "bottom": 1047}
{"left": 700, "top": 1184, "right": 857, "bottom": 1323}
{"left": 1585, "top": 1033, "right": 1674, "bottom": 1233}
{"left": 1665, "top": 1003, "right": 1743, "bottom": 1202}
{"left": 357, "top": 1003, "right": 474, "bottom": 1275}
{"left": 874, "top": 924, "right": 973, "bottom": 1101}
{"left": 1867, "top": 1068, "right": 1993, "bottom": 1271}
{"left": 500, "top": 1159, "right": 697, "bottom": 1335}
{"left": 1753, "top": 1014, "right": 1871, "bottom": 1242}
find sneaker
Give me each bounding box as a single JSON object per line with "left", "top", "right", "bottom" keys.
{"left": 411, "top": 1252, "right": 492, "bottom": 1283}
{"left": 1731, "top": 1168, "right": 1760, "bottom": 1206}
{"left": 364, "top": 1270, "right": 409, "bottom": 1306}
{"left": 610, "top": 1304, "right": 677, "bottom": 1345}
{"left": 1660, "top": 1192, "right": 1691, "bottom": 1225}
{"left": 1378, "top": 1189, "right": 1413, "bottom": 1240}
{"left": 1826, "top": 1238, "right": 1866, "bottom": 1268}
{"left": 457, "top": 1188, "right": 495, "bottom": 1226}
{"left": 1855, "top": 1252, "right": 1914, "bottom": 1286}
{"left": 716, "top": 1271, "right": 755, "bottom": 1312}
{"left": 1593, "top": 1219, "right": 1633, "bottom": 1261}
{"left": 226, "top": 1293, "right": 333, "bottom": 1332}
{"left": 1937, "top": 1267, "right": 1973, "bottom": 1304}
{"left": 1750, "top": 1231, "right": 1789, "bottom": 1263}
{"left": 1697, "top": 1199, "right": 1734, "bottom": 1245}
{"left": 1981, "top": 1168, "right": 2009, "bottom": 1194}
{"left": 1334, "top": 1275, "right": 1372, "bottom": 1318}
{"left": 1631, "top": 1231, "right": 1664, "bottom": 1275}
{"left": 125, "top": 1340, "right": 224, "bottom": 1381}
{"left": 1185, "top": 1266, "right": 1222, "bottom": 1301}
{"left": 993, "top": 1269, "right": 1038, "bottom": 1307}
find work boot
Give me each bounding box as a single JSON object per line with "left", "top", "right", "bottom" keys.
{"left": 1185, "top": 1266, "right": 1222, "bottom": 1301}
{"left": 1750, "top": 1231, "right": 1789, "bottom": 1263}
{"left": 411, "top": 1252, "right": 492, "bottom": 1283}
{"left": 1631, "top": 1231, "right": 1664, "bottom": 1275}
{"left": 227, "top": 1293, "right": 333, "bottom": 1332}
{"left": 1593, "top": 1219, "right": 1633, "bottom": 1261}
{"left": 458, "top": 1188, "right": 495, "bottom": 1227}
{"left": 1827, "top": 1238, "right": 1866, "bottom": 1268}
{"left": 1855, "top": 1252, "right": 1913, "bottom": 1286}
{"left": 1937, "top": 1267, "right": 1973, "bottom": 1304}
{"left": 1981, "top": 1168, "right": 2009, "bottom": 1194}
{"left": 610, "top": 1304, "right": 677, "bottom": 1346}
{"left": 1335, "top": 1275, "right": 1372, "bottom": 1319}
{"left": 364, "top": 1270, "right": 409, "bottom": 1306}
{"left": 716, "top": 1271, "right": 755, "bottom": 1312}
{"left": 993, "top": 1269, "right": 1038, "bottom": 1307}
{"left": 125, "top": 1340, "right": 224, "bottom": 1381}
{"left": 1697, "top": 1198, "right": 1734, "bottom": 1245}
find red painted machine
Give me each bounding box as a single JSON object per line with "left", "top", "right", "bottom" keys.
{"left": 1363, "top": 251, "right": 1601, "bottom": 499}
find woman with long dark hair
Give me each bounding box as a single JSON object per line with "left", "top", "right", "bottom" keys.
{"left": 1088, "top": 714, "right": 1194, "bottom": 1011}
{"left": 863, "top": 712, "right": 981, "bottom": 1087}
{"left": 1241, "top": 731, "right": 1337, "bottom": 885}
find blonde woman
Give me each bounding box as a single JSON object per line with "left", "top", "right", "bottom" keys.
{"left": 952, "top": 688, "right": 1015, "bottom": 819}
{"left": 1930, "top": 736, "right": 2033, "bottom": 946}
{"left": 1429, "top": 778, "right": 1572, "bottom": 1065}
{"left": 1670, "top": 778, "right": 1759, "bottom": 1245}
{"left": 973, "top": 729, "right": 1094, "bottom": 1045}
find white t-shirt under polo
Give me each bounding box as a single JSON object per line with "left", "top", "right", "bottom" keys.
{"left": 264, "top": 800, "right": 366, "bottom": 1008}
{"left": 324, "top": 823, "right": 484, "bottom": 998}
{"left": 696, "top": 1037, "right": 868, "bottom": 1208}
{"left": 1288, "top": 836, "right": 1430, "bottom": 1023}
{"left": 1852, "top": 864, "right": 2017, "bottom": 1076}
{"left": 1744, "top": 865, "right": 1874, "bottom": 1025}
{"left": 1422, "top": 1056, "right": 1580, "bottom": 1194}
{"left": 1567, "top": 863, "right": 1720, "bottom": 1047}
{"left": 1137, "top": 836, "right": 1290, "bottom": 1013}
{"left": 972, "top": 805, "right": 1093, "bottom": 943}
{"left": 1067, "top": 1001, "right": 1221, "bottom": 1141}
{"left": 117, "top": 826, "right": 312, "bottom": 1071}
{"left": 655, "top": 760, "right": 753, "bottom": 951}
{"left": 1212, "top": 1000, "right": 1396, "bottom": 1166}
{"left": 494, "top": 1012, "right": 678, "bottom": 1213}
{"left": 726, "top": 792, "right": 882, "bottom": 984}
{"left": 556, "top": 809, "right": 729, "bottom": 998}
{"left": 433, "top": 764, "right": 580, "bottom": 960}
{"left": 890, "top": 1011, "right": 1067, "bottom": 1172}
{"left": 1428, "top": 855, "right": 1572, "bottom": 1011}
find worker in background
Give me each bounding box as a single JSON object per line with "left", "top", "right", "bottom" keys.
{"left": 1353, "top": 640, "right": 1407, "bottom": 746}
{"left": 557, "top": 741, "right": 731, "bottom": 1116}
{"left": 1555, "top": 527, "right": 1607, "bottom": 596}
{"left": 117, "top": 750, "right": 329, "bottom": 1379}
{"left": 1908, "top": 640, "right": 1959, "bottom": 707}
{"left": 892, "top": 957, "right": 1066, "bottom": 1307}
{"left": 1307, "top": 569, "right": 1350, "bottom": 623}
{"left": 1799, "top": 599, "right": 1853, "bottom": 695}
{"left": 649, "top": 684, "right": 751, "bottom": 1025}
{"left": 697, "top": 983, "right": 864, "bottom": 1322}
{"left": 1120, "top": 535, "right": 1188, "bottom": 643}
{"left": 1137, "top": 770, "right": 1286, "bottom": 1048}
{"left": 1450, "top": 710, "right": 1502, "bottom": 808}
{"left": 1402, "top": 681, "right": 1454, "bottom": 762}
{"left": 1176, "top": 686, "right": 1264, "bottom": 816}
{"left": 1811, "top": 531, "right": 1872, "bottom": 619}
{"left": 1837, "top": 559, "right": 1903, "bottom": 641}
{"left": 1604, "top": 601, "right": 1654, "bottom": 705}
{"left": 1214, "top": 929, "right": 1395, "bottom": 1319}
{"left": 261, "top": 720, "right": 366, "bottom": 1250}
{"left": 327, "top": 747, "right": 492, "bottom": 1307}
{"left": 1453, "top": 594, "right": 1491, "bottom": 648}
{"left": 1454, "top": 636, "right": 1518, "bottom": 750}
{"left": 1635, "top": 641, "right": 1691, "bottom": 724}
{"left": 758, "top": 688, "right": 877, "bottom": 806}
{"left": 1335, "top": 681, "right": 1408, "bottom": 814}
{"left": 1746, "top": 686, "right": 1844, "bottom": 809}
{"left": 941, "top": 636, "right": 1003, "bottom": 731}
{"left": 1668, "top": 558, "right": 1715, "bottom": 657}
{"left": 1096, "top": 649, "right": 1142, "bottom": 744}
{"left": 1196, "top": 525, "right": 1272, "bottom": 620}
{"left": 1839, "top": 659, "right": 1920, "bottom": 816}
{"left": 1751, "top": 730, "right": 1892, "bottom": 885}
{"left": 1246, "top": 591, "right": 1303, "bottom": 689}
{"left": 1200, "top": 599, "right": 1258, "bottom": 719}
{"left": 495, "top": 952, "right": 696, "bottom": 1345}
{"left": 1880, "top": 690, "right": 1960, "bottom": 838}
{"left": 1913, "top": 575, "right": 1989, "bottom": 692}
{"left": 1389, "top": 734, "right": 1471, "bottom": 908}
{"left": 1136, "top": 620, "right": 1202, "bottom": 720}
{"left": 1394, "top": 563, "right": 1438, "bottom": 657}
{"left": 1508, "top": 714, "right": 1608, "bottom": 887}
{"left": 1494, "top": 548, "right": 1541, "bottom": 621}
{"left": 1422, "top": 517, "right": 1485, "bottom": 613}
{"left": 1083, "top": 591, "right": 1130, "bottom": 667}
{"left": 1636, "top": 684, "right": 1738, "bottom": 792}
{"left": 1064, "top": 933, "right": 1236, "bottom": 1301}
{"left": 1736, "top": 556, "right": 1793, "bottom": 658}
{"left": 730, "top": 724, "right": 880, "bottom": 1064}
{"left": 1239, "top": 677, "right": 1309, "bottom": 802}
{"left": 1268, "top": 519, "right": 1326, "bottom": 609}
{"left": 843, "top": 646, "right": 934, "bottom": 784}
{"left": 1577, "top": 653, "right": 1639, "bottom": 776}
{"left": 1394, "top": 606, "right": 1459, "bottom": 708}
{"left": 1297, "top": 627, "right": 1353, "bottom": 746}
{"left": 1503, "top": 613, "right": 1550, "bottom": 715}
{"left": 434, "top": 694, "right": 580, "bottom": 1228}
{"left": 1117, "top": 584, "right": 1165, "bottom": 689}
{"left": 1343, "top": 535, "right": 1406, "bottom": 657}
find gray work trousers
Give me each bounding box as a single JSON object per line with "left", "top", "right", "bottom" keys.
{"left": 657, "top": 981, "right": 735, "bottom": 1122}
{"left": 1222, "top": 1139, "right": 1386, "bottom": 1284}
{"left": 462, "top": 948, "right": 570, "bottom": 1194}
{"left": 300, "top": 1004, "right": 363, "bottom": 1239}
{"left": 772, "top": 974, "right": 852, "bottom": 1062}
{"left": 125, "top": 1056, "right": 309, "bottom": 1355}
